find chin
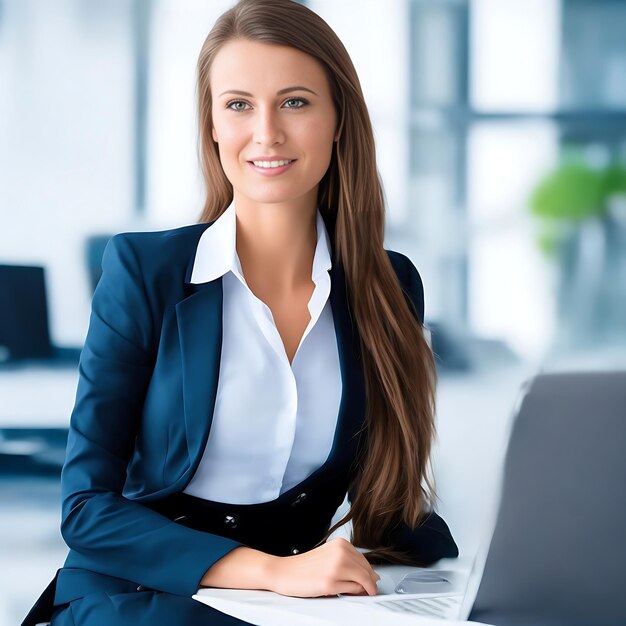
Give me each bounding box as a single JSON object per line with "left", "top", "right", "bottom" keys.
{"left": 239, "top": 189, "right": 301, "bottom": 205}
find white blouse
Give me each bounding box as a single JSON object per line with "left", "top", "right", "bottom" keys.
{"left": 182, "top": 202, "right": 343, "bottom": 504}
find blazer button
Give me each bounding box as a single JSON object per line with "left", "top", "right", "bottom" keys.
{"left": 290, "top": 547, "right": 300, "bottom": 555}
{"left": 224, "top": 514, "right": 239, "bottom": 529}
{"left": 291, "top": 492, "right": 307, "bottom": 507}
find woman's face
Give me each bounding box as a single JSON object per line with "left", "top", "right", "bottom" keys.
{"left": 210, "top": 38, "right": 338, "bottom": 208}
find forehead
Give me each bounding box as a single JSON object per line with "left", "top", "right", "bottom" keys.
{"left": 210, "top": 39, "right": 328, "bottom": 93}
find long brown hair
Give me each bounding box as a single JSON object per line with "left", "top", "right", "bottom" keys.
{"left": 196, "top": 0, "right": 437, "bottom": 564}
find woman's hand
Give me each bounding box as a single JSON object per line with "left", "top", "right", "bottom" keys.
{"left": 267, "top": 537, "right": 380, "bottom": 598}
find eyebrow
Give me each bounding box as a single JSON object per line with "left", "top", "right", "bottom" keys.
{"left": 218, "top": 86, "right": 318, "bottom": 98}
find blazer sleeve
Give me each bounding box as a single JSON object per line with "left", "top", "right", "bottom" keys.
{"left": 60, "top": 234, "right": 244, "bottom": 597}
{"left": 348, "top": 253, "right": 458, "bottom": 565}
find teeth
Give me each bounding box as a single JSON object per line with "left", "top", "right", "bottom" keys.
{"left": 252, "top": 159, "right": 293, "bottom": 168}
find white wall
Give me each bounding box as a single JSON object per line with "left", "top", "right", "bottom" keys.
{"left": 0, "top": 0, "right": 136, "bottom": 345}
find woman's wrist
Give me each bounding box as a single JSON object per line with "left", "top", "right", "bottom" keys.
{"left": 199, "top": 546, "right": 280, "bottom": 591}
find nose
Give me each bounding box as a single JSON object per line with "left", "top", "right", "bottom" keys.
{"left": 253, "top": 107, "right": 285, "bottom": 146}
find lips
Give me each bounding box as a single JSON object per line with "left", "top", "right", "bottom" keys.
{"left": 247, "top": 156, "right": 296, "bottom": 162}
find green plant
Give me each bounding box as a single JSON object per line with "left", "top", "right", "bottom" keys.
{"left": 528, "top": 157, "right": 626, "bottom": 255}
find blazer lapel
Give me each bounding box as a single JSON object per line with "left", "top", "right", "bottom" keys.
{"left": 327, "top": 261, "right": 367, "bottom": 470}
{"left": 175, "top": 277, "right": 224, "bottom": 467}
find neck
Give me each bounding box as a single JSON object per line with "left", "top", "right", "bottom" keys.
{"left": 234, "top": 193, "right": 318, "bottom": 292}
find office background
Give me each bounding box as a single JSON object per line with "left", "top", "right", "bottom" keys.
{"left": 1, "top": 1, "right": 625, "bottom": 624}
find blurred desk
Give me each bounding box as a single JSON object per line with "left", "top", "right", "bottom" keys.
{"left": 0, "top": 366, "right": 77, "bottom": 473}
{"left": 0, "top": 367, "right": 77, "bottom": 429}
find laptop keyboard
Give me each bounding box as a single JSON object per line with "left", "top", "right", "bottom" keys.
{"left": 377, "top": 594, "right": 462, "bottom": 618}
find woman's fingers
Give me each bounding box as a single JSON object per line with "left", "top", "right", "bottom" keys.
{"left": 359, "top": 553, "right": 381, "bottom": 582}
{"left": 340, "top": 561, "right": 379, "bottom": 596}
{"left": 334, "top": 581, "right": 369, "bottom": 596}
{"left": 355, "top": 570, "right": 378, "bottom": 596}
{"left": 347, "top": 547, "right": 381, "bottom": 585}
{"left": 332, "top": 539, "right": 380, "bottom": 595}
{"left": 267, "top": 537, "right": 381, "bottom": 598}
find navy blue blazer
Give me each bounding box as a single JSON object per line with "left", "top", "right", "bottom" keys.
{"left": 24, "top": 213, "right": 458, "bottom": 625}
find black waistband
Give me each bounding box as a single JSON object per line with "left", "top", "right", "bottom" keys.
{"left": 148, "top": 489, "right": 334, "bottom": 557}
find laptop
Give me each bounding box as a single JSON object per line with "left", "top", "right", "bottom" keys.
{"left": 194, "top": 369, "right": 626, "bottom": 625}
{"left": 467, "top": 369, "right": 626, "bottom": 626}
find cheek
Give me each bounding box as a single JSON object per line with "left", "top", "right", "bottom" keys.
{"left": 212, "top": 113, "right": 243, "bottom": 148}
{"left": 296, "top": 119, "right": 335, "bottom": 156}
{"left": 310, "top": 123, "right": 336, "bottom": 164}
{"left": 215, "top": 124, "right": 238, "bottom": 146}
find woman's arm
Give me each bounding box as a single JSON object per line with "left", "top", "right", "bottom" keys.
{"left": 347, "top": 485, "right": 458, "bottom": 565}
{"left": 397, "top": 251, "right": 425, "bottom": 324}
{"left": 60, "top": 234, "right": 246, "bottom": 596}
{"left": 201, "top": 540, "right": 380, "bottom": 597}
{"left": 199, "top": 546, "right": 276, "bottom": 589}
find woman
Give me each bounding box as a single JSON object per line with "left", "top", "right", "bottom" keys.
{"left": 23, "top": 1, "right": 458, "bottom": 624}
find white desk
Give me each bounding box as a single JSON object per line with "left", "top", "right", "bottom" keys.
{"left": 193, "top": 558, "right": 492, "bottom": 625}
{"left": 0, "top": 367, "right": 77, "bottom": 428}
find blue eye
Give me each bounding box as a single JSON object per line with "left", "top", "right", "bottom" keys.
{"left": 226, "top": 100, "right": 250, "bottom": 112}
{"left": 284, "top": 97, "right": 309, "bottom": 108}
{"left": 225, "top": 97, "right": 309, "bottom": 111}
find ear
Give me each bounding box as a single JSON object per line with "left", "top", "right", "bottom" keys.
{"left": 212, "top": 127, "right": 218, "bottom": 143}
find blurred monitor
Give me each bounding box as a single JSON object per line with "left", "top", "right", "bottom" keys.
{"left": 0, "top": 264, "right": 53, "bottom": 362}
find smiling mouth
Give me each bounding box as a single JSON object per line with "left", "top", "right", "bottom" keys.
{"left": 247, "top": 159, "right": 297, "bottom": 169}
